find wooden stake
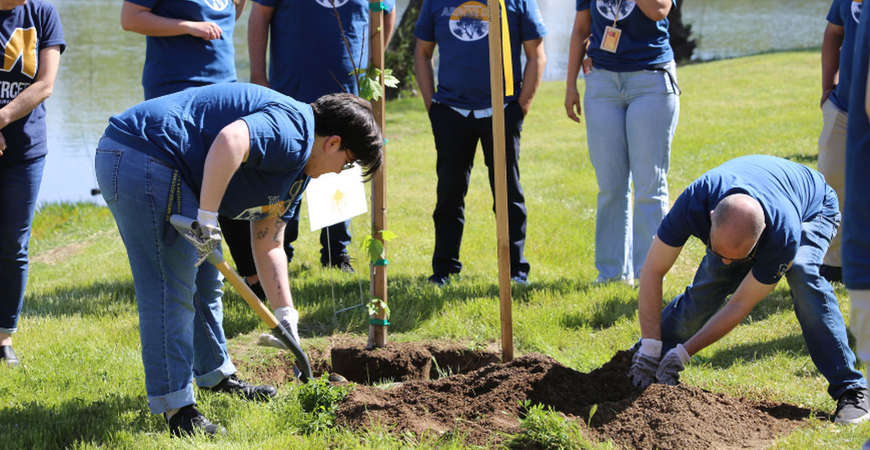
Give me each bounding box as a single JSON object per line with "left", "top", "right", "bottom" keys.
{"left": 487, "top": 0, "right": 514, "bottom": 362}
{"left": 368, "top": 6, "right": 388, "bottom": 349}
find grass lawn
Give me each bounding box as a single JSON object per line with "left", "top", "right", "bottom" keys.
{"left": 3, "top": 50, "right": 869, "bottom": 448}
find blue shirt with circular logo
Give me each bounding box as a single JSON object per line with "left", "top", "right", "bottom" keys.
{"left": 415, "top": 0, "right": 547, "bottom": 109}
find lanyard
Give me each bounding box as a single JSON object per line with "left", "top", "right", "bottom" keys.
{"left": 610, "top": 0, "right": 624, "bottom": 27}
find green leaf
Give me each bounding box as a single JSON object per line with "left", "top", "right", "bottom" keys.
{"left": 367, "top": 298, "right": 390, "bottom": 319}
{"left": 379, "top": 229, "right": 397, "bottom": 241}
{"left": 367, "top": 239, "right": 384, "bottom": 263}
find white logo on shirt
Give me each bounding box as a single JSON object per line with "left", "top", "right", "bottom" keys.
{"left": 315, "top": 0, "right": 351, "bottom": 7}
{"left": 853, "top": 0, "right": 863, "bottom": 24}
{"left": 596, "top": 0, "right": 636, "bottom": 21}
{"left": 447, "top": 1, "right": 489, "bottom": 42}
{"left": 203, "top": 0, "right": 229, "bottom": 11}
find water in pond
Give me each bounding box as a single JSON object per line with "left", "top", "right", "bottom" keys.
{"left": 37, "top": 0, "right": 827, "bottom": 205}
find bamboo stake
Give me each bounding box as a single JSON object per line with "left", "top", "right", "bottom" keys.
{"left": 487, "top": 0, "right": 513, "bottom": 362}
{"left": 368, "top": 6, "right": 388, "bottom": 349}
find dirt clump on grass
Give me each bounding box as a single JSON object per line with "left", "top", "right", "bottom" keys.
{"left": 334, "top": 350, "right": 812, "bottom": 448}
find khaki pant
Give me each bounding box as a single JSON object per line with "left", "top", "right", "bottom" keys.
{"left": 852, "top": 290, "right": 870, "bottom": 365}
{"left": 818, "top": 99, "right": 848, "bottom": 267}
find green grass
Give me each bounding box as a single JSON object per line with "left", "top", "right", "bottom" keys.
{"left": 3, "top": 51, "right": 869, "bottom": 448}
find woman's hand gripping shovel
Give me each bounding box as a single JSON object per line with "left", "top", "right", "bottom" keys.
{"left": 169, "top": 214, "right": 313, "bottom": 382}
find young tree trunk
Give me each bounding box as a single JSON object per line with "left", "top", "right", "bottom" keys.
{"left": 385, "top": 0, "right": 424, "bottom": 99}
{"left": 668, "top": 1, "right": 697, "bottom": 63}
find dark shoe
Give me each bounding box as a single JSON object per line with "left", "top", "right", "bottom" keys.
{"left": 322, "top": 255, "right": 354, "bottom": 273}
{"left": 202, "top": 374, "right": 277, "bottom": 401}
{"left": 0, "top": 345, "right": 18, "bottom": 367}
{"left": 834, "top": 388, "right": 870, "bottom": 424}
{"left": 820, "top": 265, "right": 843, "bottom": 283}
{"left": 511, "top": 274, "right": 529, "bottom": 286}
{"left": 246, "top": 280, "right": 266, "bottom": 300}
{"left": 428, "top": 273, "right": 450, "bottom": 286}
{"left": 166, "top": 404, "right": 225, "bottom": 437}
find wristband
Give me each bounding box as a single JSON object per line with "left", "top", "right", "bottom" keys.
{"left": 197, "top": 209, "right": 219, "bottom": 227}
{"left": 639, "top": 338, "right": 662, "bottom": 358}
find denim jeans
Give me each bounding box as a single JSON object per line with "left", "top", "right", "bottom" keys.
{"left": 427, "top": 101, "right": 530, "bottom": 279}
{"left": 95, "top": 143, "right": 236, "bottom": 414}
{"left": 583, "top": 62, "right": 679, "bottom": 282}
{"left": 661, "top": 186, "right": 866, "bottom": 399}
{"left": 0, "top": 156, "right": 45, "bottom": 334}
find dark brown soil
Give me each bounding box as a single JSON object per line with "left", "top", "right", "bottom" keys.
{"left": 333, "top": 349, "right": 813, "bottom": 448}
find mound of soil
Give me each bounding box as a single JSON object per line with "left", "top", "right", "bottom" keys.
{"left": 334, "top": 350, "right": 812, "bottom": 448}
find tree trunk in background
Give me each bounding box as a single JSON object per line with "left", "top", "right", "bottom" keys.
{"left": 385, "top": 0, "right": 423, "bottom": 99}
{"left": 668, "top": 1, "right": 697, "bottom": 63}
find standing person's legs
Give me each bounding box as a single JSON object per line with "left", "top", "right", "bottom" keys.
{"left": 283, "top": 199, "right": 303, "bottom": 264}
{"left": 0, "top": 156, "right": 46, "bottom": 365}
{"left": 624, "top": 65, "right": 679, "bottom": 279}
{"left": 320, "top": 220, "right": 352, "bottom": 271}
{"left": 660, "top": 253, "right": 750, "bottom": 351}
{"left": 479, "top": 102, "right": 530, "bottom": 280}
{"left": 429, "top": 103, "right": 478, "bottom": 280}
{"left": 818, "top": 99, "right": 848, "bottom": 280}
{"left": 787, "top": 188, "right": 866, "bottom": 399}
{"left": 217, "top": 216, "right": 265, "bottom": 298}
{"left": 583, "top": 68, "right": 631, "bottom": 282}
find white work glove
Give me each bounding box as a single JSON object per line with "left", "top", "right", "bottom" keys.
{"left": 656, "top": 344, "right": 691, "bottom": 385}
{"left": 177, "top": 209, "right": 222, "bottom": 266}
{"left": 257, "top": 307, "right": 298, "bottom": 350}
{"left": 628, "top": 338, "right": 662, "bottom": 389}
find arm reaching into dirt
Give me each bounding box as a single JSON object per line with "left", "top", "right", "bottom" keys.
{"left": 681, "top": 271, "right": 776, "bottom": 356}
{"left": 637, "top": 236, "right": 683, "bottom": 341}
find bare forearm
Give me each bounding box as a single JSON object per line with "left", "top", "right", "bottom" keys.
{"left": 252, "top": 218, "right": 293, "bottom": 310}
{"left": 414, "top": 45, "right": 435, "bottom": 109}
{"left": 518, "top": 45, "right": 545, "bottom": 113}
{"left": 121, "top": 7, "right": 197, "bottom": 36}
{"left": 248, "top": 10, "right": 270, "bottom": 85}
{"left": 0, "top": 80, "right": 53, "bottom": 129}
{"left": 637, "top": 270, "right": 664, "bottom": 340}
{"left": 200, "top": 121, "right": 250, "bottom": 212}
{"left": 821, "top": 27, "right": 844, "bottom": 93}
{"left": 682, "top": 302, "right": 749, "bottom": 355}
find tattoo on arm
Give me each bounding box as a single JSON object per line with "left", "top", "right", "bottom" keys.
{"left": 256, "top": 228, "right": 268, "bottom": 240}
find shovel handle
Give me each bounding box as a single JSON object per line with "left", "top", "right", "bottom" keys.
{"left": 214, "top": 260, "right": 279, "bottom": 328}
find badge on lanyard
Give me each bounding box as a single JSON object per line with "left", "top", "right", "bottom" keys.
{"left": 601, "top": 25, "right": 621, "bottom": 53}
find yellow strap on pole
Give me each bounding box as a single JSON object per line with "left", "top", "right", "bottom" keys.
{"left": 499, "top": 0, "right": 513, "bottom": 96}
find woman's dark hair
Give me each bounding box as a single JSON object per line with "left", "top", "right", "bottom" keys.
{"left": 311, "top": 93, "right": 383, "bottom": 180}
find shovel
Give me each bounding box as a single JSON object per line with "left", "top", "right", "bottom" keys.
{"left": 169, "top": 214, "right": 313, "bottom": 382}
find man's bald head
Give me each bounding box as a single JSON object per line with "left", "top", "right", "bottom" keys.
{"left": 709, "top": 193, "right": 765, "bottom": 261}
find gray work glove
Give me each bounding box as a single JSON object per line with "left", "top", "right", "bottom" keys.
{"left": 629, "top": 338, "right": 662, "bottom": 388}
{"left": 656, "top": 344, "right": 691, "bottom": 385}
{"left": 257, "top": 307, "right": 299, "bottom": 350}
{"left": 177, "top": 209, "right": 222, "bottom": 266}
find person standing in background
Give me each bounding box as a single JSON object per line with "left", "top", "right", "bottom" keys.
{"left": 565, "top": 0, "right": 679, "bottom": 286}
{"left": 120, "top": 0, "right": 245, "bottom": 100}
{"left": 816, "top": 0, "right": 863, "bottom": 283}
{"left": 414, "top": 0, "right": 547, "bottom": 286}
{"left": 0, "top": 0, "right": 65, "bottom": 367}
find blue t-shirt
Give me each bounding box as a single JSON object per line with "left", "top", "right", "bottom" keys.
{"left": 0, "top": 0, "right": 65, "bottom": 165}
{"left": 657, "top": 155, "right": 828, "bottom": 285}
{"left": 102, "top": 83, "right": 314, "bottom": 220}
{"left": 577, "top": 0, "right": 673, "bottom": 72}
{"left": 827, "top": 0, "right": 864, "bottom": 111}
{"left": 844, "top": 2, "right": 870, "bottom": 289}
{"left": 128, "top": 0, "right": 237, "bottom": 100}
{"left": 415, "top": 0, "right": 547, "bottom": 109}
{"left": 252, "top": 0, "right": 394, "bottom": 102}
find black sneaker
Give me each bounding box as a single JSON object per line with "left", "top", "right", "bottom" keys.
{"left": 834, "top": 388, "right": 870, "bottom": 424}
{"left": 246, "top": 280, "right": 266, "bottom": 300}
{"left": 428, "top": 273, "right": 450, "bottom": 286}
{"left": 166, "top": 404, "right": 225, "bottom": 437}
{"left": 201, "top": 374, "right": 277, "bottom": 401}
{"left": 0, "top": 345, "right": 18, "bottom": 367}
{"left": 322, "top": 255, "right": 354, "bottom": 273}
{"left": 820, "top": 265, "right": 842, "bottom": 283}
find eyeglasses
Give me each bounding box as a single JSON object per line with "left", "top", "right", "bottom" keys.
{"left": 706, "top": 239, "right": 759, "bottom": 264}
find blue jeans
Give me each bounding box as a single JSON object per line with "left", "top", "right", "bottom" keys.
{"left": 0, "top": 156, "right": 45, "bottom": 334}
{"left": 583, "top": 63, "right": 679, "bottom": 281}
{"left": 95, "top": 144, "right": 236, "bottom": 414}
{"left": 661, "top": 186, "right": 866, "bottom": 399}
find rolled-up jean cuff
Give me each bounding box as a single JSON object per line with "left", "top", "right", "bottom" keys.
{"left": 851, "top": 289, "right": 870, "bottom": 364}
{"left": 195, "top": 359, "right": 236, "bottom": 388}
{"left": 0, "top": 327, "right": 16, "bottom": 334}
{"left": 147, "top": 383, "right": 196, "bottom": 415}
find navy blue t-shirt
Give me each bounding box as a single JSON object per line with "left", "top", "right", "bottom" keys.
{"left": 252, "top": 0, "right": 394, "bottom": 102}
{"left": 844, "top": 1, "right": 870, "bottom": 289}
{"left": 415, "top": 0, "right": 547, "bottom": 109}
{"left": 657, "top": 155, "right": 828, "bottom": 285}
{"left": 102, "top": 83, "right": 314, "bottom": 220}
{"left": 0, "top": 0, "right": 64, "bottom": 165}
{"left": 827, "top": 0, "right": 864, "bottom": 111}
{"left": 128, "top": 0, "right": 237, "bottom": 100}
{"left": 577, "top": 0, "right": 673, "bottom": 72}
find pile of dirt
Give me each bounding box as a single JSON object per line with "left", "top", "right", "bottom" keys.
{"left": 334, "top": 350, "right": 812, "bottom": 448}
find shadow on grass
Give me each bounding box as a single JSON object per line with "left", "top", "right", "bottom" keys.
{"left": 560, "top": 296, "right": 637, "bottom": 330}
{"left": 24, "top": 280, "right": 136, "bottom": 318}
{"left": 700, "top": 333, "right": 808, "bottom": 369}
{"left": 783, "top": 153, "right": 817, "bottom": 164}
{"left": 0, "top": 394, "right": 153, "bottom": 449}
